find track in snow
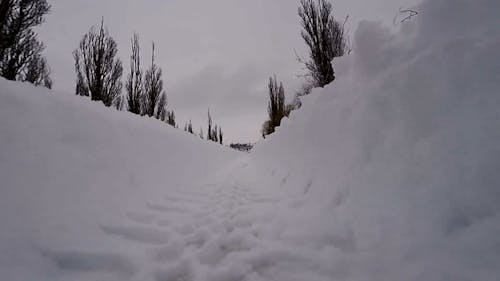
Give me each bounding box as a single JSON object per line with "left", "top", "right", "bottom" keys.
{"left": 43, "top": 181, "right": 336, "bottom": 281}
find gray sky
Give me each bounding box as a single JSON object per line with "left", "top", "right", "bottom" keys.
{"left": 38, "top": 0, "right": 417, "bottom": 143}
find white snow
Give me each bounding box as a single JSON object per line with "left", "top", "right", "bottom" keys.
{"left": 1, "top": 0, "right": 500, "bottom": 280}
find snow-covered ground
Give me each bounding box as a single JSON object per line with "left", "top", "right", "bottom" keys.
{"left": 1, "top": 0, "right": 500, "bottom": 280}
{"left": 0, "top": 76, "right": 241, "bottom": 281}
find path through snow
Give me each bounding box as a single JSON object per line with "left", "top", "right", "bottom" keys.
{"left": 44, "top": 179, "right": 333, "bottom": 281}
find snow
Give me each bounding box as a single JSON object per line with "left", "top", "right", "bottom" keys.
{"left": 1, "top": 0, "right": 500, "bottom": 280}
{"left": 0, "top": 79, "right": 239, "bottom": 280}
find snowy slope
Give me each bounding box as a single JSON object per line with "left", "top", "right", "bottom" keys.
{"left": 1, "top": 0, "right": 500, "bottom": 280}
{"left": 221, "top": 0, "right": 500, "bottom": 280}
{"left": 0, "top": 79, "right": 241, "bottom": 281}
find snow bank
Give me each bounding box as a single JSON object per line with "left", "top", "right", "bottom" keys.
{"left": 226, "top": 0, "right": 500, "bottom": 280}
{"left": 0, "top": 79, "right": 238, "bottom": 281}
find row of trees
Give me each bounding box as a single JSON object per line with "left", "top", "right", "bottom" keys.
{"left": 71, "top": 0, "right": 347, "bottom": 142}
{"left": 262, "top": 0, "right": 346, "bottom": 138}
{"left": 184, "top": 109, "right": 224, "bottom": 145}
{"left": 73, "top": 20, "right": 178, "bottom": 129}
{"left": 1, "top": 0, "right": 345, "bottom": 145}
{"left": 0, "top": 0, "right": 52, "bottom": 88}
{"left": 70, "top": 0, "right": 346, "bottom": 143}
{"left": 72, "top": 19, "right": 226, "bottom": 144}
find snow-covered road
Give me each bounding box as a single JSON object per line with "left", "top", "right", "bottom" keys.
{"left": 36, "top": 177, "right": 335, "bottom": 281}
{"left": 84, "top": 180, "right": 332, "bottom": 281}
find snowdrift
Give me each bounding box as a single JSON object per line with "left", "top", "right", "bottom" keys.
{"left": 224, "top": 0, "right": 500, "bottom": 280}
{"left": 0, "top": 79, "right": 238, "bottom": 280}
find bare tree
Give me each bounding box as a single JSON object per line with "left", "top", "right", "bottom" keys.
{"left": 298, "top": 0, "right": 346, "bottom": 87}
{"left": 23, "top": 52, "right": 52, "bottom": 88}
{"left": 1, "top": 29, "right": 41, "bottom": 79}
{"left": 206, "top": 108, "right": 223, "bottom": 144}
{"left": 218, "top": 127, "right": 223, "bottom": 145}
{"left": 262, "top": 75, "right": 287, "bottom": 137}
{"left": 213, "top": 125, "right": 219, "bottom": 143}
{"left": 0, "top": 0, "right": 51, "bottom": 87}
{"left": 155, "top": 93, "right": 167, "bottom": 121}
{"left": 143, "top": 43, "right": 165, "bottom": 117}
{"left": 261, "top": 121, "right": 271, "bottom": 139}
{"left": 126, "top": 33, "right": 143, "bottom": 114}
{"left": 73, "top": 19, "right": 123, "bottom": 107}
{"left": 0, "top": 0, "right": 50, "bottom": 61}
{"left": 184, "top": 120, "right": 194, "bottom": 134}
{"left": 207, "top": 109, "right": 213, "bottom": 141}
{"left": 166, "top": 110, "right": 176, "bottom": 127}
{"left": 0, "top": 0, "right": 13, "bottom": 41}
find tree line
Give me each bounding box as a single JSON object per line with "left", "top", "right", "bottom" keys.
{"left": 73, "top": 18, "right": 226, "bottom": 145}
{"left": 0, "top": 0, "right": 346, "bottom": 145}
{"left": 0, "top": 0, "right": 224, "bottom": 145}
{"left": 183, "top": 109, "right": 223, "bottom": 145}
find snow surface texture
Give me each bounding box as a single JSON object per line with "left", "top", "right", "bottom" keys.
{"left": 1, "top": 0, "right": 500, "bottom": 280}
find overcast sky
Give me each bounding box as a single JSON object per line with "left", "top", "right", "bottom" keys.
{"left": 38, "top": 0, "right": 418, "bottom": 143}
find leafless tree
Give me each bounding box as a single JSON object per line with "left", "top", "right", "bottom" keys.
{"left": 185, "top": 120, "right": 194, "bottom": 134}
{"left": 166, "top": 110, "right": 176, "bottom": 127}
{"left": 1, "top": 29, "right": 39, "bottom": 78}
{"left": 206, "top": 108, "right": 223, "bottom": 144}
{"left": 143, "top": 43, "right": 165, "bottom": 117}
{"left": 218, "top": 127, "right": 223, "bottom": 145}
{"left": 126, "top": 33, "right": 143, "bottom": 114}
{"left": 207, "top": 109, "right": 213, "bottom": 141}
{"left": 73, "top": 19, "right": 123, "bottom": 108}
{"left": 213, "top": 125, "right": 219, "bottom": 143}
{"left": 23, "top": 52, "right": 52, "bottom": 88}
{"left": 0, "top": 0, "right": 51, "bottom": 87}
{"left": 298, "top": 0, "right": 346, "bottom": 87}
{"left": 262, "top": 75, "right": 287, "bottom": 137}
{"left": 155, "top": 93, "right": 167, "bottom": 121}
{"left": 0, "top": 0, "right": 50, "bottom": 61}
